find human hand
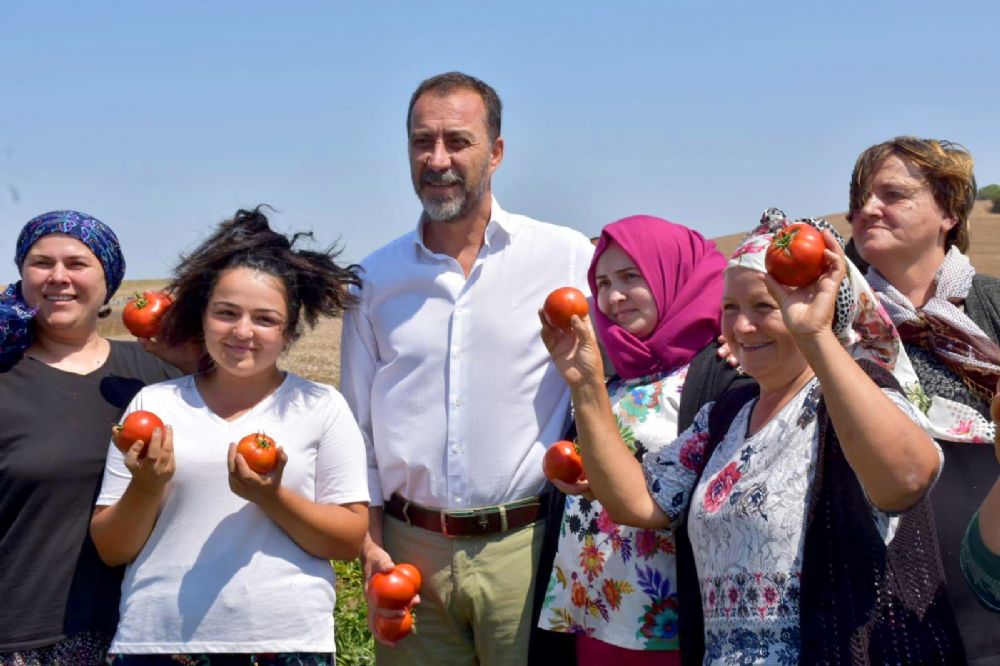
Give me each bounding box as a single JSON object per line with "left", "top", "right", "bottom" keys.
{"left": 362, "top": 542, "right": 421, "bottom": 646}
{"left": 764, "top": 230, "right": 846, "bottom": 342}
{"left": 227, "top": 442, "right": 286, "bottom": 504}
{"left": 551, "top": 476, "right": 595, "bottom": 500}
{"left": 539, "top": 310, "right": 605, "bottom": 389}
{"left": 124, "top": 424, "right": 175, "bottom": 494}
{"left": 137, "top": 336, "right": 202, "bottom": 375}
{"left": 715, "top": 334, "right": 739, "bottom": 368}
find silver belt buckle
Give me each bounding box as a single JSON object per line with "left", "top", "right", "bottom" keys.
{"left": 440, "top": 512, "right": 450, "bottom": 537}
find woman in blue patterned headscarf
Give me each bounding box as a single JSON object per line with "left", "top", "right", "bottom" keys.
{"left": 1, "top": 210, "right": 126, "bottom": 367}
{"left": 0, "top": 211, "right": 179, "bottom": 665}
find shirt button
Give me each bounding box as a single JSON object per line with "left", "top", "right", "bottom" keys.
{"left": 452, "top": 444, "right": 461, "bottom": 453}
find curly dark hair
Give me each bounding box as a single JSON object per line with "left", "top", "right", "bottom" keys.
{"left": 159, "top": 206, "right": 362, "bottom": 352}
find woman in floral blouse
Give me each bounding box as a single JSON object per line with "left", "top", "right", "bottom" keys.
{"left": 535, "top": 215, "right": 733, "bottom": 665}
{"left": 541, "top": 209, "right": 964, "bottom": 664}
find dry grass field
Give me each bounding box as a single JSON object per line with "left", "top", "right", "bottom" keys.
{"left": 712, "top": 200, "right": 1000, "bottom": 275}
{"left": 98, "top": 292, "right": 344, "bottom": 386}
{"left": 97, "top": 201, "right": 1000, "bottom": 390}
{"left": 103, "top": 201, "right": 1000, "bottom": 386}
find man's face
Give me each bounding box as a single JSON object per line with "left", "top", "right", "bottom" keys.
{"left": 408, "top": 88, "right": 503, "bottom": 222}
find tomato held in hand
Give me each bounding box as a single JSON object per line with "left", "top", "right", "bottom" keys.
{"left": 236, "top": 433, "right": 279, "bottom": 475}
{"left": 764, "top": 223, "right": 827, "bottom": 287}
{"left": 543, "top": 287, "right": 589, "bottom": 330}
{"left": 122, "top": 291, "right": 173, "bottom": 338}
{"left": 394, "top": 563, "right": 422, "bottom": 595}
{"left": 113, "top": 410, "right": 165, "bottom": 456}
{"left": 375, "top": 609, "right": 414, "bottom": 642}
{"left": 369, "top": 569, "right": 418, "bottom": 610}
{"left": 543, "top": 440, "right": 585, "bottom": 484}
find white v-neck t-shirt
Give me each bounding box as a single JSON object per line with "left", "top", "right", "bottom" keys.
{"left": 96, "top": 373, "right": 370, "bottom": 654}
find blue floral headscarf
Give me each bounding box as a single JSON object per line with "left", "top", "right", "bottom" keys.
{"left": 0, "top": 210, "right": 126, "bottom": 367}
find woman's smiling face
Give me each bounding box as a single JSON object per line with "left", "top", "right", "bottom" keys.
{"left": 721, "top": 267, "right": 808, "bottom": 389}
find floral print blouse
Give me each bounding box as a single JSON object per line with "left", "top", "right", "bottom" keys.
{"left": 642, "top": 379, "right": 924, "bottom": 665}
{"left": 539, "top": 367, "right": 687, "bottom": 651}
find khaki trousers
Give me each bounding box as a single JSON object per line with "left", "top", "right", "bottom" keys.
{"left": 376, "top": 515, "right": 545, "bottom": 666}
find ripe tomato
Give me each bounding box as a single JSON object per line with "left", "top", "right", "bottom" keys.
{"left": 122, "top": 291, "right": 173, "bottom": 338}
{"left": 764, "top": 224, "right": 827, "bottom": 287}
{"left": 236, "top": 433, "right": 279, "bottom": 475}
{"left": 394, "top": 563, "right": 422, "bottom": 595}
{"left": 368, "top": 569, "right": 417, "bottom": 610}
{"left": 543, "top": 287, "right": 589, "bottom": 330}
{"left": 113, "top": 410, "right": 165, "bottom": 456}
{"left": 543, "top": 440, "right": 584, "bottom": 484}
{"left": 375, "top": 609, "right": 414, "bottom": 642}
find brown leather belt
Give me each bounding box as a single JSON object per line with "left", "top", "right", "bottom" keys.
{"left": 385, "top": 493, "right": 547, "bottom": 538}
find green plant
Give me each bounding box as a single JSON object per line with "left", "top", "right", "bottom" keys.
{"left": 334, "top": 558, "right": 375, "bottom": 665}
{"left": 977, "top": 184, "right": 1000, "bottom": 201}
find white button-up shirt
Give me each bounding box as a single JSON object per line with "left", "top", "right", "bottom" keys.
{"left": 340, "top": 198, "right": 594, "bottom": 509}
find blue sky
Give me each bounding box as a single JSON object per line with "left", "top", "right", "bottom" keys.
{"left": 2, "top": 1, "right": 998, "bottom": 282}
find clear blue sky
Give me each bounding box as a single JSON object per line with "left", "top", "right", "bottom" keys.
{"left": 2, "top": 1, "right": 998, "bottom": 282}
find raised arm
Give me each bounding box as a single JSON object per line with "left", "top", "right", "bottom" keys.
{"left": 768, "top": 233, "right": 940, "bottom": 512}
{"left": 540, "top": 311, "right": 669, "bottom": 528}
{"left": 90, "top": 426, "right": 175, "bottom": 566}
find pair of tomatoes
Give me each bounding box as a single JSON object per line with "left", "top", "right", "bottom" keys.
{"left": 122, "top": 291, "right": 173, "bottom": 338}
{"left": 543, "top": 440, "right": 585, "bottom": 485}
{"left": 369, "top": 563, "right": 422, "bottom": 641}
{"left": 113, "top": 414, "right": 278, "bottom": 476}
{"left": 764, "top": 223, "right": 827, "bottom": 287}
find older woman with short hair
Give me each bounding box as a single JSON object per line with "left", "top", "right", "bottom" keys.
{"left": 849, "top": 136, "right": 1000, "bottom": 661}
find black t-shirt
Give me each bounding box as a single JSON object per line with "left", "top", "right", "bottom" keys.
{"left": 0, "top": 340, "right": 180, "bottom": 651}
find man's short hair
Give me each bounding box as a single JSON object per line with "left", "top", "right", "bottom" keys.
{"left": 406, "top": 72, "right": 502, "bottom": 143}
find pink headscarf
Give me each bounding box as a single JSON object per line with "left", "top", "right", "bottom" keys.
{"left": 589, "top": 215, "right": 727, "bottom": 380}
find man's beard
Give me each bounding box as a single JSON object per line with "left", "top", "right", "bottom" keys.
{"left": 416, "top": 164, "right": 489, "bottom": 222}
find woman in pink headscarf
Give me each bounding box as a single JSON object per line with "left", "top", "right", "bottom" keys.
{"left": 532, "top": 216, "right": 742, "bottom": 665}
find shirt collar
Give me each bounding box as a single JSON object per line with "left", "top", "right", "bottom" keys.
{"left": 413, "top": 195, "right": 520, "bottom": 256}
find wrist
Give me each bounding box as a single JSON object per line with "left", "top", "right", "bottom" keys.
{"left": 252, "top": 484, "right": 286, "bottom": 513}
{"left": 572, "top": 374, "right": 608, "bottom": 404}
{"left": 362, "top": 533, "right": 384, "bottom": 558}
{"left": 130, "top": 477, "right": 168, "bottom": 499}
{"left": 792, "top": 328, "right": 838, "bottom": 357}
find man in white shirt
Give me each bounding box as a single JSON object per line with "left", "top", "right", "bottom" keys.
{"left": 340, "top": 72, "right": 593, "bottom": 665}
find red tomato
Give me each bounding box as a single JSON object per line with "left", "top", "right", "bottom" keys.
{"left": 113, "top": 410, "right": 165, "bottom": 456}
{"left": 122, "top": 291, "right": 173, "bottom": 338}
{"left": 394, "top": 563, "right": 422, "bottom": 595}
{"left": 369, "top": 569, "right": 417, "bottom": 610}
{"left": 764, "top": 224, "right": 827, "bottom": 287}
{"left": 375, "top": 609, "right": 414, "bottom": 642}
{"left": 543, "top": 440, "right": 585, "bottom": 484}
{"left": 236, "top": 433, "right": 279, "bottom": 475}
{"left": 543, "top": 287, "right": 589, "bottom": 330}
